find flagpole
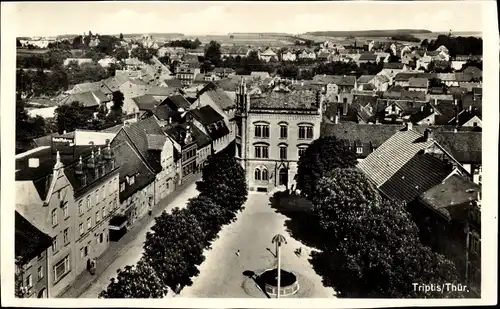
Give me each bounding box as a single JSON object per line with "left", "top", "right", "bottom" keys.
{"left": 277, "top": 243, "right": 281, "bottom": 299}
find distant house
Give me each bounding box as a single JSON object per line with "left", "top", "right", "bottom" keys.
{"left": 298, "top": 49, "right": 316, "bottom": 60}
{"left": 98, "top": 57, "right": 116, "bottom": 68}
{"left": 259, "top": 48, "right": 278, "bottom": 62}
{"left": 357, "top": 52, "right": 380, "bottom": 65}
{"left": 281, "top": 51, "right": 297, "bottom": 62}
{"left": 176, "top": 64, "right": 201, "bottom": 87}
{"left": 187, "top": 105, "right": 231, "bottom": 155}
{"left": 462, "top": 66, "right": 482, "bottom": 81}
{"left": 250, "top": 71, "right": 271, "bottom": 80}
{"left": 448, "top": 106, "right": 482, "bottom": 129}
{"left": 408, "top": 77, "right": 429, "bottom": 93}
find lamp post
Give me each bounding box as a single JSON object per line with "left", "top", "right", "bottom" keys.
{"left": 272, "top": 234, "right": 287, "bottom": 299}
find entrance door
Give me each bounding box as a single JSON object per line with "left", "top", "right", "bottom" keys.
{"left": 279, "top": 168, "right": 288, "bottom": 186}
{"left": 37, "top": 288, "right": 46, "bottom": 298}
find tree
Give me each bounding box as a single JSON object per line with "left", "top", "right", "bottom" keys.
{"left": 55, "top": 101, "right": 93, "bottom": 133}
{"left": 143, "top": 208, "right": 206, "bottom": 291}
{"left": 113, "top": 47, "right": 130, "bottom": 61}
{"left": 421, "top": 38, "right": 429, "bottom": 48}
{"left": 186, "top": 195, "right": 227, "bottom": 245}
{"left": 312, "top": 168, "right": 461, "bottom": 298}
{"left": 296, "top": 136, "right": 358, "bottom": 199}
{"left": 204, "top": 40, "right": 222, "bottom": 67}
{"left": 196, "top": 152, "right": 248, "bottom": 214}
{"left": 17, "top": 39, "right": 22, "bottom": 47}
{"left": 16, "top": 98, "right": 48, "bottom": 142}
{"left": 99, "top": 258, "right": 168, "bottom": 298}
{"left": 119, "top": 33, "right": 124, "bottom": 40}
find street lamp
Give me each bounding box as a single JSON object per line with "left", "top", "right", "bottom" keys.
{"left": 272, "top": 234, "right": 287, "bottom": 299}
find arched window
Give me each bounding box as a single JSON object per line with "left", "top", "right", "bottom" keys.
{"left": 262, "top": 169, "right": 269, "bottom": 181}
{"left": 254, "top": 168, "right": 261, "bottom": 180}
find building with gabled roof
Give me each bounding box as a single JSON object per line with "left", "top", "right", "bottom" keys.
{"left": 357, "top": 124, "right": 470, "bottom": 204}
{"left": 15, "top": 211, "right": 53, "bottom": 298}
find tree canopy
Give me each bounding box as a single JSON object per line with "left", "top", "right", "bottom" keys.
{"left": 143, "top": 207, "right": 206, "bottom": 291}
{"left": 204, "top": 40, "right": 222, "bottom": 67}
{"left": 296, "top": 135, "right": 358, "bottom": 199}
{"left": 311, "top": 168, "right": 461, "bottom": 297}
{"left": 99, "top": 258, "right": 168, "bottom": 298}
{"left": 427, "top": 35, "right": 482, "bottom": 57}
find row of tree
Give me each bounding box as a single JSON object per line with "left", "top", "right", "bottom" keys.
{"left": 295, "top": 136, "right": 461, "bottom": 297}
{"left": 99, "top": 152, "right": 248, "bottom": 298}
{"left": 423, "top": 35, "right": 483, "bottom": 57}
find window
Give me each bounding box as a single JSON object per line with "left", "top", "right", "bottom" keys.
{"left": 470, "top": 233, "right": 480, "bottom": 254}
{"left": 51, "top": 209, "right": 58, "bottom": 226}
{"left": 96, "top": 210, "right": 101, "bottom": 222}
{"left": 38, "top": 266, "right": 43, "bottom": 280}
{"left": 86, "top": 196, "right": 91, "bottom": 210}
{"left": 298, "top": 125, "right": 314, "bottom": 139}
{"left": 25, "top": 274, "right": 32, "bottom": 288}
{"left": 391, "top": 105, "right": 396, "bottom": 112}
{"left": 120, "top": 182, "right": 125, "bottom": 192}
{"left": 279, "top": 146, "right": 288, "bottom": 160}
{"left": 52, "top": 236, "right": 58, "bottom": 253}
{"left": 279, "top": 125, "right": 288, "bottom": 139}
{"left": 262, "top": 169, "right": 269, "bottom": 181}
{"left": 99, "top": 233, "right": 104, "bottom": 244}
{"left": 87, "top": 217, "right": 92, "bottom": 230}
{"left": 63, "top": 204, "right": 68, "bottom": 218}
{"left": 79, "top": 223, "right": 84, "bottom": 236}
{"left": 298, "top": 146, "right": 308, "bottom": 158}
{"left": 80, "top": 248, "right": 85, "bottom": 259}
{"left": 96, "top": 189, "right": 100, "bottom": 204}
{"left": 53, "top": 256, "right": 70, "bottom": 281}
{"left": 78, "top": 201, "right": 84, "bottom": 215}
{"left": 254, "top": 124, "right": 270, "bottom": 138}
{"left": 356, "top": 146, "right": 363, "bottom": 154}
{"left": 63, "top": 228, "right": 69, "bottom": 244}
{"left": 254, "top": 145, "right": 269, "bottom": 158}
{"left": 130, "top": 176, "right": 135, "bottom": 185}
{"left": 254, "top": 168, "right": 261, "bottom": 180}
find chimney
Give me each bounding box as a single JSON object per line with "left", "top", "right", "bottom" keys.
{"left": 468, "top": 105, "right": 472, "bottom": 112}
{"left": 63, "top": 130, "right": 67, "bottom": 134}
{"left": 168, "top": 117, "right": 172, "bottom": 124}
{"left": 405, "top": 121, "right": 413, "bottom": 131}
{"left": 424, "top": 128, "right": 434, "bottom": 141}
{"left": 28, "top": 158, "right": 40, "bottom": 168}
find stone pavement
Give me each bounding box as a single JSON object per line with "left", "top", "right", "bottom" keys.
{"left": 58, "top": 174, "right": 201, "bottom": 298}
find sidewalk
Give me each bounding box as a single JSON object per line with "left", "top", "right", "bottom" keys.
{"left": 57, "top": 174, "right": 201, "bottom": 298}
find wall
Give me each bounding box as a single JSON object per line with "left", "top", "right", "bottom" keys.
{"left": 244, "top": 111, "right": 321, "bottom": 192}
{"left": 18, "top": 251, "right": 49, "bottom": 298}
{"left": 155, "top": 137, "right": 176, "bottom": 203}
{"left": 72, "top": 172, "right": 119, "bottom": 293}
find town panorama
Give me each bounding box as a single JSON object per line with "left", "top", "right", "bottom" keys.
{"left": 14, "top": 27, "right": 482, "bottom": 299}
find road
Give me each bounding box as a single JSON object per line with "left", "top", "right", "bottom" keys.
{"left": 80, "top": 182, "right": 199, "bottom": 298}
{"left": 180, "top": 192, "right": 336, "bottom": 298}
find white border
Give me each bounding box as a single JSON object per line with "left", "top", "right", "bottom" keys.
{"left": 1, "top": 1, "right": 498, "bottom": 307}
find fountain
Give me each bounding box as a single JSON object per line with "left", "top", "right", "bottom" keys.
{"left": 258, "top": 268, "right": 299, "bottom": 297}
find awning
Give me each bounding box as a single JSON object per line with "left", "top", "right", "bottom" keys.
{"left": 109, "top": 215, "right": 128, "bottom": 231}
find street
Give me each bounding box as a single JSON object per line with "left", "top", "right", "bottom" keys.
{"left": 79, "top": 182, "right": 199, "bottom": 298}
{"left": 180, "top": 192, "right": 337, "bottom": 298}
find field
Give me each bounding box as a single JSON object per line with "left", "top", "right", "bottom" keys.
{"left": 16, "top": 48, "right": 50, "bottom": 58}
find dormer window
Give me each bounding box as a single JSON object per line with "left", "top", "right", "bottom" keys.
{"left": 129, "top": 175, "right": 135, "bottom": 185}
{"left": 356, "top": 146, "right": 363, "bottom": 154}
{"left": 120, "top": 182, "right": 125, "bottom": 192}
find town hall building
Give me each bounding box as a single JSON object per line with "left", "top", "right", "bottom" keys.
{"left": 234, "top": 80, "right": 323, "bottom": 192}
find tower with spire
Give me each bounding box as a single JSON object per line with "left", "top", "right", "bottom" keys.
{"left": 235, "top": 78, "right": 250, "bottom": 174}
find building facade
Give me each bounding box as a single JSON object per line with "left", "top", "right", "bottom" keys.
{"left": 235, "top": 82, "right": 322, "bottom": 192}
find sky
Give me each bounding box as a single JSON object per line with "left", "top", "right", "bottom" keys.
{"left": 8, "top": 1, "right": 485, "bottom": 37}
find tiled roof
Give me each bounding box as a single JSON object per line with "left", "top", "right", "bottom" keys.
{"left": 455, "top": 73, "right": 474, "bottom": 82}
{"left": 394, "top": 72, "right": 435, "bottom": 81}
{"left": 132, "top": 94, "right": 159, "bottom": 111}
{"left": 189, "top": 123, "right": 212, "bottom": 148}
{"left": 190, "top": 105, "right": 224, "bottom": 126}
{"left": 383, "top": 62, "right": 404, "bottom": 69}
{"left": 408, "top": 77, "right": 428, "bottom": 88}
{"left": 379, "top": 151, "right": 454, "bottom": 203}
{"left": 357, "top": 75, "right": 376, "bottom": 84}
{"left": 433, "top": 131, "right": 482, "bottom": 164}
{"left": 112, "top": 117, "right": 165, "bottom": 173}
{"left": 419, "top": 174, "right": 481, "bottom": 216}
{"left": 145, "top": 86, "right": 177, "bottom": 96}
{"left": 463, "top": 66, "right": 482, "bottom": 78}
{"left": 359, "top": 52, "right": 378, "bottom": 61}
{"left": 70, "top": 81, "right": 112, "bottom": 95}
{"left": 112, "top": 141, "right": 156, "bottom": 202}
{"left": 250, "top": 90, "right": 319, "bottom": 111}
{"left": 321, "top": 122, "right": 404, "bottom": 149}
{"left": 15, "top": 211, "right": 52, "bottom": 264}
{"left": 204, "top": 87, "right": 236, "bottom": 110}
{"left": 161, "top": 94, "right": 191, "bottom": 111}
{"left": 449, "top": 108, "right": 482, "bottom": 126}
{"left": 152, "top": 104, "right": 182, "bottom": 122}
{"left": 400, "top": 90, "right": 427, "bottom": 101}
{"left": 146, "top": 134, "right": 168, "bottom": 151}
{"left": 432, "top": 100, "right": 458, "bottom": 124}
{"left": 59, "top": 91, "right": 109, "bottom": 107}
{"left": 357, "top": 130, "right": 436, "bottom": 187}
{"left": 163, "top": 123, "right": 198, "bottom": 147}
{"left": 164, "top": 79, "right": 183, "bottom": 88}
